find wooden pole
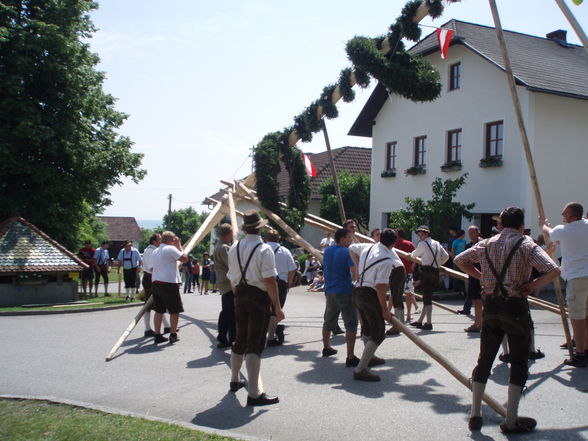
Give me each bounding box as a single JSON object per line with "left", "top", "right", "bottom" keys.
{"left": 389, "top": 316, "right": 506, "bottom": 417}
{"left": 488, "top": 0, "right": 574, "bottom": 357}
{"left": 321, "top": 118, "right": 347, "bottom": 224}
{"left": 106, "top": 297, "right": 153, "bottom": 361}
{"left": 236, "top": 182, "right": 324, "bottom": 264}
{"left": 106, "top": 199, "right": 228, "bottom": 362}
{"left": 227, "top": 190, "right": 239, "bottom": 237}
{"left": 413, "top": 293, "right": 459, "bottom": 315}
{"left": 554, "top": 0, "right": 588, "bottom": 54}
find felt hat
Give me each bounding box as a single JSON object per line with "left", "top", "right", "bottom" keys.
{"left": 415, "top": 225, "right": 430, "bottom": 234}
{"left": 241, "top": 209, "right": 268, "bottom": 230}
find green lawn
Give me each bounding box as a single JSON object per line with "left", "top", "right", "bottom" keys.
{"left": 0, "top": 398, "right": 238, "bottom": 441}
{"left": 0, "top": 295, "right": 138, "bottom": 313}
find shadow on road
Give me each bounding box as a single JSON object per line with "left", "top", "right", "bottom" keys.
{"left": 191, "top": 391, "right": 268, "bottom": 430}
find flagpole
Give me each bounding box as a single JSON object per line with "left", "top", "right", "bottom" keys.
{"left": 321, "top": 118, "right": 347, "bottom": 225}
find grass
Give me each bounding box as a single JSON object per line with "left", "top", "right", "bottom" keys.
{"left": 0, "top": 398, "right": 238, "bottom": 441}
{"left": 0, "top": 294, "right": 139, "bottom": 313}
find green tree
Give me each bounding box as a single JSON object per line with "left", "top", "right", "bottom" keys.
{"left": 162, "top": 207, "right": 210, "bottom": 258}
{"left": 319, "top": 171, "right": 370, "bottom": 232}
{"left": 388, "top": 173, "right": 475, "bottom": 240}
{"left": 0, "top": 0, "right": 145, "bottom": 250}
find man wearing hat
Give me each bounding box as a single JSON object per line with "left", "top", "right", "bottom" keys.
{"left": 410, "top": 225, "right": 449, "bottom": 330}
{"left": 214, "top": 223, "right": 235, "bottom": 348}
{"left": 227, "top": 210, "right": 284, "bottom": 406}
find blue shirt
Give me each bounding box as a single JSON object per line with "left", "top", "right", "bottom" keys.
{"left": 116, "top": 248, "right": 142, "bottom": 269}
{"left": 323, "top": 245, "right": 354, "bottom": 295}
{"left": 452, "top": 238, "right": 467, "bottom": 257}
{"left": 93, "top": 247, "right": 110, "bottom": 265}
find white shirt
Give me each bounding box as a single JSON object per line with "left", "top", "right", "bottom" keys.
{"left": 356, "top": 243, "right": 402, "bottom": 289}
{"left": 266, "top": 241, "right": 297, "bottom": 282}
{"left": 320, "top": 236, "right": 335, "bottom": 248}
{"left": 152, "top": 244, "right": 182, "bottom": 284}
{"left": 349, "top": 242, "right": 372, "bottom": 258}
{"left": 142, "top": 244, "right": 158, "bottom": 274}
{"left": 549, "top": 219, "right": 588, "bottom": 280}
{"left": 411, "top": 237, "right": 449, "bottom": 268}
{"left": 227, "top": 234, "right": 277, "bottom": 292}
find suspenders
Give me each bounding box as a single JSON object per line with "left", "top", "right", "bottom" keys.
{"left": 483, "top": 237, "right": 525, "bottom": 298}
{"left": 358, "top": 245, "right": 391, "bottom": 287}
{"left": 236, "top": 242, "right": 263, "bottom": 286}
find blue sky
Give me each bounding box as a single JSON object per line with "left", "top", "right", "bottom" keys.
{"left": 89, "top": 0, "right": 588, "bottom": 222}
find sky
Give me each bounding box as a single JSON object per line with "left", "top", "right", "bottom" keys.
{"left": 89, "top": 0, "right": 588, "bottom": 223}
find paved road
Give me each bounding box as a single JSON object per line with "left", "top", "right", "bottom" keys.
{"left": 1, "top": 287, "right": 587, "bottom": 441}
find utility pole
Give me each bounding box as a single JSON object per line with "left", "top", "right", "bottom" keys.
{"left": 167, "top": 194, "right": 172, "bottom": 229}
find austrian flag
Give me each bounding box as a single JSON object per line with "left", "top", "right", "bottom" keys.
{"left": 436, "top": 28, "right": 453, "bottom": 60}
{"left": 302, "top": 153, "right": 317, "bottom": 178}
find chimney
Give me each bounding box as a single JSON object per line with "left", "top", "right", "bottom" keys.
{"left": 546, "top": 29, "right": 567, "bottom": 42}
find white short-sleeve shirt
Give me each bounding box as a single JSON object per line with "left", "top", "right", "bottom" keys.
{"left": 227, "top": 235, "right": 277, "bottom": 292}
{"left": 152, "top": 244, "right": 182, "bottom": 284}
{"left": 549, "top": 219, "right": 588, "bottom": 280}
{"left": 356, "top": 243, "right": 403, "bottom": 289}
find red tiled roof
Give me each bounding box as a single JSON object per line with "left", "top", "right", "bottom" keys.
{"left": 277, "top": 146, "right": 372, "bottom": 200}
{"left": 97, "top": 216, "right": 143, "bottom": 241}
{"left": 0, "top": 217, "right": 87, "bottom": 273}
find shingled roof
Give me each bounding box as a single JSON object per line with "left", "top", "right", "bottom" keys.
{"left": 277, "top": 146, "right": 372, "bottom": 200}
{"left": 0, "top": 217, "right": 87, "bottom": 273}
{"left": 97, "top": 216, "right": 143, "bottom": 241}
{"left": 349, "top": 19, "right": 588, "bottom": 137}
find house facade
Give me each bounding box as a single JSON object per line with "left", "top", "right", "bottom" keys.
{"left": 349, "top": 20, "right": 588, "bottom": 239}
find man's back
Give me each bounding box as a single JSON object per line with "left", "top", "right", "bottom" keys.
{"left": 549, "top": 219, "right": 588, "bottom": 280}
{"left": 323, "top": 245, "right": 354, "bottom": 294}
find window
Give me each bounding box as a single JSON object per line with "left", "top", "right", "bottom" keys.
{"left": 485, "top": 121, "right": 504, "bottom": 157}
{"left": 414, "top": 136, "right": 426, "bottom": 166}
{"left": 385, "top": 141, "right": 397, "bottom": 170}
{"left": 449, "top": 62, "right": 461, "bottom": 91}
{"left": 447, "top": 129, "right": 462, "bottom": 162}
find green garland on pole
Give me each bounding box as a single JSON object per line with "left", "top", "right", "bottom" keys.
{"left": 254, "top": 0, "right": 458, "bottom": 233}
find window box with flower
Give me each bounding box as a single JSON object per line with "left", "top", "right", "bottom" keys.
{"left": 441, "top": 160, "right": 462, "bottom": 172}
{"left": 381, "top": 169, "right": 396, "bottom": 178}
{"left": 404, "top": 165, "right": 426, "bottom": 176}
{"left": 479, "top": 155, "right": 503, "bottom": 168}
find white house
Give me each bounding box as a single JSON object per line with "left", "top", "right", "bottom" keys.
{"left": 349, "top": 20, "right": 588, "bottom": 239}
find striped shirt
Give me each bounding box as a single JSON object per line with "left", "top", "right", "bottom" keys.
{"left": 454, "top": 228, "right": 557, "bottom": 298}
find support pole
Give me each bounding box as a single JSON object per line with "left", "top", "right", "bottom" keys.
{"left": 489, "top": 0, "right": 574, "bottom": 357}
{"left": 389, "top": 316, "right": 506, "bottom": 417}
{"left": 105, "top": 199, "right": 228, "bottom": 362}
{"left": 413, "top": 293, "right": 459, "bottom": 315}
{"left": 227, "top": 190, "right": 239, "bottom": 237}
{"left": 236, "top": 182, "right": 324, "bottom": 264}
{"left": 554, "top": 0, "right": 588, "bottom": 54}
{"left": 321, "top": 118, "right": 346, "bottom": 224}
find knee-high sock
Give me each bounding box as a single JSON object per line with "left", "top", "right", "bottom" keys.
{"left": 125, "top": 288, "right": 130, "bottom": 296}
{"left": 162, "top": 314, "right": 170, "bottom": 328}
{"left": 143, "top": 311, "right": 152, "bottom": 330}
{"left": 425, "top": 305, "right": 433, "bottom": 323}
{"left": 394, "top": 308, "right": 405, "bottom": 324}
{"left": 530, "top": 328, "right": 536, "bottom": 352}
{"left": 355, "top": 341, "right": 378, "bottom": 373}
{"left": 266, "top": 316, "right": 277, "bottom": 341}
{"left": 506, "top": 384, "right": 523, "bottom": 426}
{"left": 230, "top": 352, "right": 244, "bottom": 383}
{"left": 471, "top": 381, "right": 486, "bottom": 417}
{"left": 501, "top": 335, "right": 509, "bottom": 354}
{"left": 417, "top": 306, "right": 426, "bottom": 323}
{"left": 245, "top": 354, "right": 263, "bottom": 398}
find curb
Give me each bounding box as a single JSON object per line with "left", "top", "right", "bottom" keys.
{"left": 0, "top": 302, "right": 142, "bottom": 317}
{"left": 0, "top": 394, "right": 267, "bottom": 441}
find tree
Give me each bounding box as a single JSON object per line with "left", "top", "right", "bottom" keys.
{"left": 0, "top": 0, "right": 145, "bottom": 250}
{"left": 319, "top": 171, "right": 370, "bottom": 232}
{"left": 388, "top": 173, "right": 475, "bottom": 240}
{"left": 162, "top": 207, "right": 211, "bottom": 257}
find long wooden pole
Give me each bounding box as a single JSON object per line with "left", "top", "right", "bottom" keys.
{"left": 389, "top": 316, "right": 507, "bottom": 417}
{"left": 227, "top": 190, "right": 239, "bottom": 237}
{"left": 321, "top": 118, "right": 347, "bottom": 224}
{"left": 554, "top": 0, "right": 588, "bottom": 54}
{"left": 488, "top": 0, "right": 573, "bottom": 357}
{"left": 413, "top": 293, "right": 459, "bottom": 315}
{"left": 105, "top": 199, "right": 229, "bottom": 362}
{"left": 236, "top": 182, "right": 324, "bottom": 264}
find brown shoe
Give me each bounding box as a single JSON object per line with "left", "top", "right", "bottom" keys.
{"left": 353, "top": 369, "right": 380, "bottom": 382}
{"left": 468, "top": 416, "right": 483, "bottom": 431}
{"left": 386, "top": 327, "right": 400, "bottom": 336}
{"left": 500, "top": 417, "right": 537, "bottom": 433}
{"left": 368, "top": 356, "right": 385, "bottom": 367}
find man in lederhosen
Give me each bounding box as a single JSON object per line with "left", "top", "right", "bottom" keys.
{"left": 353, "top": 228, "right": 403, "bottom": 381}
{"left": 142, "top": 233, "right": 171, "bottom": 337}
{"left": 227, "top": 210, "right": 284, "bottom": 406}
{"left": 410, "top": 226, "right": 449, "bottom": 330}
{"left": 116, "top": 240, "right": 142, "bottom": 301}
{"left": 455, "top": 207, "right": 559, "bottom": 433}
{"left": 265, "top": 228, "right": 297, "bottom": 347}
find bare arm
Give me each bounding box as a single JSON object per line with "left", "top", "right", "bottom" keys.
{"left": 263, "top": 276, "right": 284, "bottom": 322}
{"left": 454, "top": 261, "right": 482, "bottom": 281}
{"left": 172, "top": 237, "right": 189, "bottom": 263}
{"left": 287, "top": 269, "right": 296, "bottom": 287}
{"left": 520, "top": 267, "right": 560, "bottom": 297}
{"left": 376, "top": 283, "right": 393, "bottom": 323}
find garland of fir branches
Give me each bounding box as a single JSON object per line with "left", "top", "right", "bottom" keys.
{"left": 254, "top": 0, "right": 458, "bottom": 233}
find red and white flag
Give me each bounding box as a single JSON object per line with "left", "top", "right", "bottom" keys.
{"left": 302, "top": 153, "right": 317, "bottom": 178}
{"left": 436, "top": 28, "right": 453, "bottom": 60}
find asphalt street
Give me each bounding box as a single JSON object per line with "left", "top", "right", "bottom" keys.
{"left": 1, "top": 286, "right": 586, "bottom": 441}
